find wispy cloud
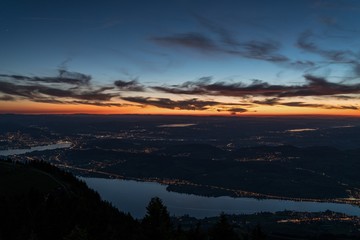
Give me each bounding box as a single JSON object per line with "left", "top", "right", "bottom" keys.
{"left": 152, "top": 15, "right": 360, "bottom": 79}
{"left": 226, "top": 107, "right": 248, "bottom": 115}
{"left": 121, "top": 96, "right": 250, "bottom": 113}
{"left": 280, "top": 101, "right": 358, "bottom": 110}
{"left": 114, "top": 79, "right": 146, "bottom": 91}
{"left": 252, "top": 98, "right": 280, "bottom": 106}
{"left": 252, "top": 97, "right": 359, "bottom": 110}
{"left": 122, "top": 97, "right": 219, "bottom": 110}
{"left": 297, "top": 30, "right": 360, "bottom": 80}
{"left": 0, "top": 81, "right": 115, "bottom": 101}
{"left": 153, "top": 31, "right": 291, "bottom": 64}
{"left": 153, "top": 33, "right": 219, "bottom": 52}
{"left": 228, "top": 40, "right": 289, "bottom": 62}
{"left": 297, "top": 30, "right": 355, "bottom": 62}
{"left": 0, "top": 70, "right": 118, "bottom": 106}
{"left": 152, "top": 16, "right": 317, "bottom": 70}
{"left": 71, "top": 100, "right": 124, "bottom": 107}
{"left": 153, "top": 75, "right": 360, "bottom": 98}
{"left": 32, "top": 98, "right": 125, "bottom": 107}
{"left": 0, "top": 69, "right": 91, "bottom": 86}
{"left": 0, "top": 95, "right": 15, "bottom": 101}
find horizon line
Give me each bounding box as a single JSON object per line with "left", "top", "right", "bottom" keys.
{"left": 1, "top": 113, "right": 360, "bottom": 118}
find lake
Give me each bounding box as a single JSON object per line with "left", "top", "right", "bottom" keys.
{"left": 0, "top": 142, "right": 72, "bottom": 157}
{"left": 81, "top": 177, "right": 360, "bottom": 219}
{"left": 2, "top": 143, "right": 360, "bottom": 219}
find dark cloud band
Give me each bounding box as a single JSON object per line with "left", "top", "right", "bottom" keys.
{"left": 153, "top": 75, "right": 360, "bottom": 98}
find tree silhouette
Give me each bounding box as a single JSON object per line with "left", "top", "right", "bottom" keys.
{"left": 142, "top": 197, "right": 172, "bottom": 240}
{"left": 63, "top": 226, "right": 89, "bottom": 240}
{"left": 251, "top": 224, "right": 266, "bottom": 240}
{"left": 187, "top": 222, "right": 206, "bottom": 240}
{"left": 209, "top": 213, "right": 239, "bottom": 240}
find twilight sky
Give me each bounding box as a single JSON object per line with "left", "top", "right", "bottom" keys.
{"left": 1, "top": 0, "right": 360, "bottom": 115}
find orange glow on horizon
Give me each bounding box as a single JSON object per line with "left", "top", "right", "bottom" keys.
{"left": 1, "top": 100, "right": 359, "bottom": 117}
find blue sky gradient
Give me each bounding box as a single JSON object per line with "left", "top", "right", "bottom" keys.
{"left": 1, "top": 0, "right": 360, "bottom": 115}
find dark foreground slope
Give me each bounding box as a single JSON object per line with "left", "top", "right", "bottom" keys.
{"left": 0, "top": 160, "right": 257, "bottom": 240}
{"left": 0, "top": 160, "right": 137, "bottom": 240}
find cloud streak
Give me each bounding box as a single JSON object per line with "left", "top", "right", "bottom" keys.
{"left": 152, "top": 16, "right": 360, "bottom": 78}
{"left": 152, "top": 32, "right": 291, "bottom": 64}
{"left": 122, "top": 97, "right": 220, "bottom": 110}
{"left": 153, "top": 75, "right": 360, "bottom": 98}
{"left": 151, "top": 16, "right": 316, "bottom": 70}
{"left": 252, "top": 97, "right": 359, "bottom": 110}
{"left": 297, "top": 30, "right": 356, "bottom": 62}
{"left": 121, "top": 96, "right": 250, "bottom": 113}
{"left": 0, "top": 95, "right": 15, "bottom": 101}
{"left": 153, "top": 33, "right": 219, "bottom": 53}
{"left": 114, "top": 79, "right": 145, "bottom": 91}
{"left": 0, "top": 81, "right": 115, "bottom": 101}
{"left": 0, "top": 70, "right": 119, "bottom": 107}
{"left": 0, "top": 69, "right": 91, "bottom": 86}
{"left": 297, "top": 30, "right": 360, "bottom": 80}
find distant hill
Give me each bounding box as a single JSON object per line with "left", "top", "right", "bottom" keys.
{"left": 159, "top": 143, "right": 226, "bottom": 159}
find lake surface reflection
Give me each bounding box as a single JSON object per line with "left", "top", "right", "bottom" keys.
{"left": 0, "top": 142, "right": 71, "bottom": 156}
{"left": 81, "top": 177, "right": 360, "bottom": 219}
